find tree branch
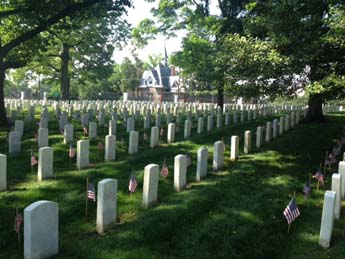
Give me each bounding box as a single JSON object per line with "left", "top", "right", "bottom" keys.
{"left": 1, "top": 0, "right": 101, "bottom": 56}
{"left": 4, "top": 61, "right": 26, "bottom": 69}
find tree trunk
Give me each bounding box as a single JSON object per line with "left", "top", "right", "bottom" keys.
{"left": 304, "top": 93, "right": 326, "bottom": 123}
{"left": 217, "top": 85, "right": 224, "bottom": 111}
{"left": 0, "top": 58, "right": 8, "bottom": 127}
{"left": 60, "top": 43, "right": 70, "bottom": 100}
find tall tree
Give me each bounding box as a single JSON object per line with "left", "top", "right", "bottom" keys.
{"left": 0, "top": 0, "right": 131, "bottom": 126}
{"left": 247, "top": 0, "right": 345, "bottom": 122}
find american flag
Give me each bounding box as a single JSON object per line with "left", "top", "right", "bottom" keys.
{"left": 14, "top": 212, "right": 23, "bottom": 233}
{"left": 186, "top": 154, "right": 192, "bottom": 167}
{"left": 303, "top": 179, "right": 311, "bottom": 197}
{"left": 128, "top": 174, "right": 137, "bottom": 193}
{"left": 160, "top": 127, "right": 164, "bottom": 137}
{"left": 283, "top": 198, "right": 300, "bottom": 224}
{"left": 87, "top": 182, "right": 96, "bottom": 202}
{"left": 98, "top": 141, "right": 104, "bottom": 151}
{"left": 31, "top": 152, "right": 38, "bottom": 166}
{"left": 313, "top": 168, "right": 324, "bottom": 185}
{"left": 161, "top": 158, "right": 169, "bottom": 177}
{"left": 69, "top": 144, "right": 76, "bottom": 158}
{"left": 83, "top": 127, "right": 88, "bottom": 135}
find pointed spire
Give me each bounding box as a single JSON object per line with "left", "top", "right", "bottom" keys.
{"left": 164, "top": 41, "right": 168, "bottom": 67}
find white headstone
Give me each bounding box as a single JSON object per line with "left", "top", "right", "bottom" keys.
{"left": 256, "top": 126, "right": 263, "bottom": 148}
{"left": 272, "top": 119, "right": 278, "bottom": 139}
{"left": 196, "top": 147, "right": 208, "bottom": 181}
{"left": 142, "top": 164, "right": 159, "bottom": 208}
{"left": 96, "top": 179, "right": 118, "bottom": 234}
{"left": 167, "top": 123, "right": 175, "bottom": 143}
{"left": 24, "top": 201, "right": 58, "bottom": 259}
{"left": 338, "top": 161, "right": 345, "bottom": 198}
{"left": 150, "top": 126, "right": 159, "bottom": 148}
{"left": 127, "top": 117, "right": 135, "bottom": 133}
{"left": 265, "top": 122, "right": 272, "bottom": 142}
{"left": 207, "top": 115, "right": 213, "bottom": 132}
{"left": 15, "top": 120, "right": 24, "bottom": 137}
{"left": 77, "top": 140, "right": 89, "bottom": 169}
{"left": 109, "top": 119, "right": 116, "bottom": 136}
{"left": 174, "top": 154, "right": 187, "bottom": 192}
{"left": 230, "top": 135, "right": 239, "bottom": 161}
{"left": 0, "top": 154, "right": 6, "bottom": 192}
{"left": 89, "top": 122, "right": 97, "bottom": 139}
{"left": 213, "top": 141, "right": 225, "bottom": 170}
{"left": 197, "top": 117, "right": 204, "bottom": 134}
{"left": 38, "top": 128, "right": 48, "bottom": 148}
{"left": 38, "top": 147, "right": 53, "bottom": 181}
{"left": 279, "top": 117, "right": 284, "bottom": 135}
{"left": 9, "top": 131, "right": 21, "bottom": 154}
{"left": 63, "top": 124, "right": 73, "bottom": 144}
{"left": 184, "top": 120, "right": 191, "bottom": 139}
{"left": 128, "top": 131, "right": 139, "bottom": 155}
{"left": 319, "top": 191, "right": 336, "bottom": 248}
{"left": 105, "top": 135, "right": 116, "bottom": 162}
{"left": 244, "top": 130, "right": 252, "bottom": 154}
{"left": 331, "top": 173, "right": 342, "bottom": 219}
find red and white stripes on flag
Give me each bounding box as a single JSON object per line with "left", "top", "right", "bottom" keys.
{"left": 87, "top": 182, "right": 96, "bottom": 202}
{"left": 31, "top": 152, "right": 38, "bottom": 166}
{"left": 69, "top": 144, "right": 76, "bottom": 158}
{"left": 14, "top": 212, "right": 23, "bottom": 233}
{"left": 283, "top": 198, "right": 300, "bottom": 225}
{"left": 83, "top": 127, "right": 88, "bottom": 135}
{"left": 129, "top": 174, "right": 137, "bottom": 193}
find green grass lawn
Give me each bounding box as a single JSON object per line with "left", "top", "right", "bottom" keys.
{"left": 1, "top": 111, "right": 345, "bottom": 259}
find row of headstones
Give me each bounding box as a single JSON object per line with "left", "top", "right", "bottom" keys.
{"left": 18, "top": 113, "right": 307, "bottom": 259}
{"left": 319, "top": 161, "right": 345, "bottom": 248}
{"left": 5, "top": 97, "right": 307, "bottom": 117}
{"left": 7, "top": 101, "right": 268, "bottom": 154}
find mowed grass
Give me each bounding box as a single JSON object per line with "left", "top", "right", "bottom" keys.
{"left": 1, "top": 110, "right": 345, "bottom": 259}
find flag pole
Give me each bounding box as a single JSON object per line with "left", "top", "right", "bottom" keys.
{"left": 31, "top": 149, "right": 33, "bottom": 173}
{"left": 16, "top": 207, "right": 20, "bottom": 245}
{"left": 287, "top": 223, "right": 291, "bottom": 234}
{"left": 85, "top": 177, "right": 89, "bottom": 220}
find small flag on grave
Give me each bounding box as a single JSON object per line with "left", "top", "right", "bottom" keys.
{"left": 313, "top": 168, "right": 324, "bottom": 185}
{"left": 160, "top": 127, "right": 164, "bottom": 137}
{"left": 283, "top": 197, "right": 300, "bottom": 225}
{"left": 129, "top": 174, "right": 138, "bottom": 193}
{"left": 87, "top": 182, "right": 96, "bottom": 202}
{"left": 14, "top": 210, "right": 23, "bottom": 233}
{"left": 31, "top": 151, "right": 38, "bottom": 166}
{"left": 161, "top": 158, "right": 169, "bottom": 177}
{"left": 69, "top": 144, "right": 76, "bottom": 158}
{"left": 83, "top": 127, "right": 88, "bottom": 135}
{"left": 303, "top": 178, "right": 311, "bottom": 197}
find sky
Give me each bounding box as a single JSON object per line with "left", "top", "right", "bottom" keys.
{"left": 112, "top": 1, "right": 186, "bottom": 63}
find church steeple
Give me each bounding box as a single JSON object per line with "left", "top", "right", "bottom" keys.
{"left": 163, "top": 42, "right": 168, "bottom": 67}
